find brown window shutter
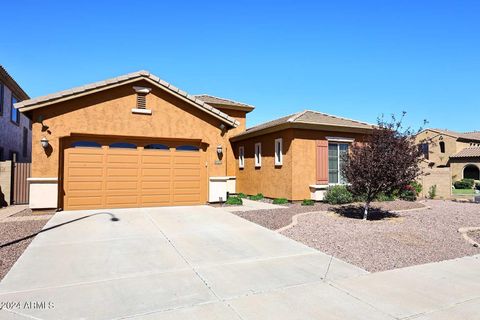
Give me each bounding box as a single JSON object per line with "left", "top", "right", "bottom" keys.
{"left": 316, "top": 140, "right": 328, "bottom": 184}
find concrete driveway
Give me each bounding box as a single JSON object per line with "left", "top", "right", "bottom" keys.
{"left": 0, "top": 206, "right": 479, "bottom": 319}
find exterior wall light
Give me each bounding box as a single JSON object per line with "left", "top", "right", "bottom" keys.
{"left": 41, "top": 137, "right": 49, "bottom": 149}
{"left": 216, "top": 145, "right": 223, "bottom": 156}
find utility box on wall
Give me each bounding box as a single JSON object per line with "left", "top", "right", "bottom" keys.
{"left": 209, "top": 176, "right": 236, "bottom": 202}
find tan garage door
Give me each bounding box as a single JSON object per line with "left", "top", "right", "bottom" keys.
{"left": 63, "top": 140, "right": 206, "bottom": 210}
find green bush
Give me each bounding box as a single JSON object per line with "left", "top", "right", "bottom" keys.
{"left": 454, "top": 179, "right": 475, "bottom": 189}
{"left": 237, "top": 193, "right": 247, "bottom": 199}
{"left": 272, "top": 198, "right": 288, "bottom": 204}
{"left": 324, "top": 185, "right": 354, "bottom": 204}
{"left": 428, "top": 185, "right": 437, "bottom": 199}
{"left": 410, "top": 181, "right": 423, "bottom": 195}
{"left": 301, "top": 199, "right": 315, "bottom": 206}
{"left": 375, "top": 192, "right": 396, "bottom": 202}
{"left": 399, "top": 188, "right": 416, "bottom": 201}
{"left": 476, "top": 182, "right": 480, "bottom": 191}
{"left": 248, "top": 193, "right": 264, "bottom": 201}
{"left": 225, "top": 196, "right": 242, "bottom": 205}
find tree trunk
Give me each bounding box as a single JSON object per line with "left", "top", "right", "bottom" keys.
{"left": 363, "top": 202, "right": 369, "bottom": 220}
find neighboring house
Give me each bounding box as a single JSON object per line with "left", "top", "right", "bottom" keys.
{"left": 416, "top": 129, "right": 480, "bottom": 181}
{"left": 15, "top": 70, "right": 373, "bottom": 210}
{"left": 230, "top": 110, "right": 373, "bottom": 200}
{"left": 0, "top": 65, "right": 31, "bottom": 162}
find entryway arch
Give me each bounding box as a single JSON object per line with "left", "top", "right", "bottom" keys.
{"left": 463, "top": 164, "right": 480, "bottom": 180}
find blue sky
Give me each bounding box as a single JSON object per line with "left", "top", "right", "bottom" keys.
{"left": 2, "top": 0, "right": 479, "bottom": 131}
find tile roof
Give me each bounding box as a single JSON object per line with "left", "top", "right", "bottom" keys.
{"left": 193, "top": 94, "right": 254, "bottom": 110}
{"left": 427, "top": 128, "right": 480, "bottom": 142}
{"left": 0, "top": 65, "right": 29, "bottom": 100}
{"left": 232, "top": 110, "right": 374, "bottom": 140}
{"left": 451, "top": 147, "right": 480, "bottom": 158}
{"left": 14, "top": 70, "right": 239, "bottom": 127}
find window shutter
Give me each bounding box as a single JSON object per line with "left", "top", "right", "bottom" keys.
{"left": 316, "top": 140, "right": 328, "bottom": 184}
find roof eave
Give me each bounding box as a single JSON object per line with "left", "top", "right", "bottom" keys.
{"left": 15, "top": 74, "right": 239, "bottom": 128}
{"left": 230, "top": 122, "right": 373, "bottom": 142}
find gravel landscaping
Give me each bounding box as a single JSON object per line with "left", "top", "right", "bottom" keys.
{"left": 232, "top": 200, "right": 424, "bottom": 230}
{"left": 234, "top": 200, "right": 480, "bottom": 272}
{"left": 468, "top": 230, "right": 480, "bottom": 244}
{"left": 0, "top": 209, "right": 52, "bottom": 280}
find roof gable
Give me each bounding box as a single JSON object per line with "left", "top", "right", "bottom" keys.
{"left": 14, "top": 70, "right": 239, "bottom": 127}
{"left": 231, "top": 110, "right": 374, "bottom": 141}
{"left": 194, "top": 94, "right": 254, "bottom": 112}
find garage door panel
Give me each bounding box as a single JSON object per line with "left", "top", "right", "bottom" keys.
{"left": 67, "top": 181, "right": 103, "bottom": 191}
{"left": 141, "top": 168, "right": 171, "bottom": 177}
{"left": 64, "top": 140, "right": 205, "bottom": 210}
{"left": 142, "top": 154, "right": 171, "bottom": 164}
{"left": 106, "top": 181, "right": 138, "bottom": 191}
{"left": 67, "top": 167, "right": 104, "bottom": 178}
{"left": 68, "top": 153, "right": 104, "bottom": 163}
{"left": 105, "top": 195, "right": 138, "bottom": 206}
{"left": 67, "top": 196, "right": 103, "bottom": 208}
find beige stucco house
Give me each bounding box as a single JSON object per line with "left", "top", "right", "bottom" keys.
{"left": 416, "top": 129, "right": 480, "bottom": 182}
{"left": 15, "top": 70, "right": 373, "bottom": 210}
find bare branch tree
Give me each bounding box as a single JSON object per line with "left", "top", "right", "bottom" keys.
{"left": 342, "top": 113, "right": 425, "bottom": 220}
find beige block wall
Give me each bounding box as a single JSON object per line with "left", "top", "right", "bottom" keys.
{"left": 418, "top": 164, "right": 451, "bottom": 199}
{"left": 0, "top": 161, "right": 12, "bottom": 206}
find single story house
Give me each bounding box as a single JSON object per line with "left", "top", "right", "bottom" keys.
{"left": 15, "top": 70, "right": 373, "bottom": 210}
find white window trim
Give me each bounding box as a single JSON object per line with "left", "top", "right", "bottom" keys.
{"left": 239, "top": 146, "right": 245, "bottom": 169}
{"left": 326, "top": 136, "right": 355, "bottom": 143}
{"left": 274, "top": 138, "right": 283, "bottom": 166}
{"left": 254, "top": 142, "right": 262, "bottom": 167}
{"left": 328, "top": 143, "right": 349, "bottom": 185}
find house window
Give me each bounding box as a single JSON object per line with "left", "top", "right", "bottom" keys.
{"left": 328, "top": 143, "right": 348, "bottom": 184}
{"left": 420, "top": 143, "right": 429, "bottom": 160}
{"left": 71, "top": 141, "right": 102, "bottom": 148}
{"left": 0, "top": 82, "right": 3, "bottom": 116}
{"left": 176, "top": 145, "right": 199, "bottom": 151}
{"left": 274, "top": 138, "right": 283, "bottom": 166}
{"left": 22, "top": 127, "right": 28, "bottom": 157}
{"left": 238, "top": 146, "right": 245, "bottom": 168}
{"left": 439, "top": 141, "right": 445, "bottom": 153}
{"left": 11, "top": 96, "right": 19, "bottom": 124}
{"left": 144, "top": 144, "right": 169, "bottom": 150}
{"left": 109, "top": 142, "right": 137, "bottom": 149}
{"left": 254, "top": 142, "right": 262, "bottom": 167}
{"left": 0, "top": 147, "right": 3, "bottom": 161}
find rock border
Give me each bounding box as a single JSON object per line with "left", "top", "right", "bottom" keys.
{"left": 458, "top": 227, "right": 480, "bottom": 247}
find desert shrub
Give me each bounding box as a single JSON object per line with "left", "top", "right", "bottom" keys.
{"left": 375, "top": 192, "right": 396, "bottom": 202}
{"left": 225, "top": 196, "right": 242, "bottom": 205}
{"left": 248, "top": 193, "right": 264, "bottom": 201}
{"left": 237, "top": 193, "right": 247, "bottom": 199}
{"left": 399, "top": 185, "right": 417, "bottom": 201}
{"left": 410, "top": 181, "right": 423, "bottom": 195}
{"left": 301, "top": 199, "right": 315, "bottom": 206}
{"left": 272, "top": 198, "right": 288, "bottom": 204}
{"left": 454, "top": 179, "right": 475, "bottom": 189}
{"left": 428, "top": 185, "right": 437, "bottom": 199}
{"left": 324, "top": 185, "right": 354, "bottom": 204}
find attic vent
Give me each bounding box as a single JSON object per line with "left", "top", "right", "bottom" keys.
{"left": 132, "top": 86, "right": 152, "bottom": 115}
{"left": 137, "top": 93, "right": 147, "bottom": 109}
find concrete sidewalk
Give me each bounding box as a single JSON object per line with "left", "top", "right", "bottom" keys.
{"left": 0, "top": 205, "right": 478, "bottom": 319}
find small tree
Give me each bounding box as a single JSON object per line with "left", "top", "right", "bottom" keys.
{"left": 342, "top": 113, "right": 425, "bottom": 220}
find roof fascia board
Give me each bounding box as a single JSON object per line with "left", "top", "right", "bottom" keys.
{"left": 16, "top": 76, "right": 238, "bottom": 128}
